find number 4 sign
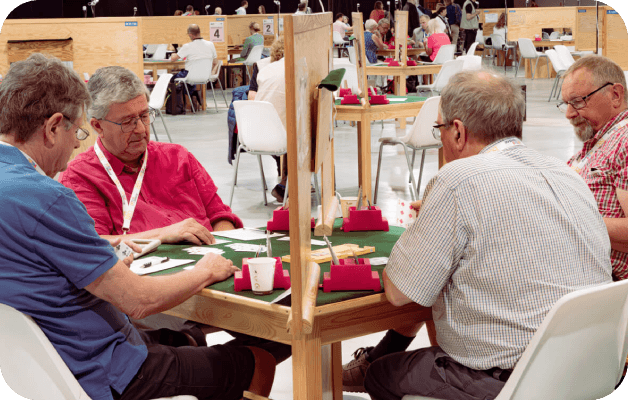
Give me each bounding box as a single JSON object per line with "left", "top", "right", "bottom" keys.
{"left": 210, "top": 21, "right": 224, "bottom": 42}
{"left": 263, "top": 19, "right": 274, "bottom": 35}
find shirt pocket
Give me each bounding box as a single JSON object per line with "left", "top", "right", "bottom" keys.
{"left": 168, "top": 179, "right": 205, "bottom": 218}
{"left": 584, "top": 162, "right": 611, "bottom": 191}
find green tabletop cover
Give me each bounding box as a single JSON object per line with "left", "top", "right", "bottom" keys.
{"left": 335, "top": 94, "right": 427, "bottom": 106}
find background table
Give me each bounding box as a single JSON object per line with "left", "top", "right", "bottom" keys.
{"left": 143, "top": 59, "right": 207, "bottom": 111}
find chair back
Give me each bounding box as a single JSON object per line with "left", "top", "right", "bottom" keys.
{"left": 518, "top": 38, "right": 539, "bottom": 59}
{"left": 458, "top": 55, "right": 482, "bottom": 71}
{"left": 332, "top": 61, "right": 360, "bottom": 94}
{"left": 403, "top": 96, "right": 441, "bottom": 148}
{"left": 233, "top": 101, "right": 287, "bottom": 153}
{"left": 144, "top": 44, "right": 158, "bottom": 57}
{"left": 498, "top": 280, "right": 628, "bottom": 400}
{"left": 475, "top": 30, "right": 484, "bottom": 45}
{"left": 545, "top": 49, "right": 566, "bottom": 73}
{"left": 148, "top": 73, "right": 173, "bottom": 110}
{"left": 467, "top": 41, "right": 479, "bottom": 55}
{"left": 0, "top": 303, "right": 90, "bottom": 400}
{"left": 549, "top": 31, "right": 560, "bottom": 40}
{"left": 432, "top": 59, "right": 464, "bottom": 93}
{"left": 333, "top": 30, "right": 346, "bottom": 45}
{"left": 490, "top": 34, "right": 506, "bottom": 50}
{"left": 244, "top": 45, "right": 265, "bottom": 67}
{"left": 542, "top": 32, "right": 550, "bottom": 40}
{"left": 153, "top": 44, "right": 168, "bottom": 60}
{"left": 347, "top": 46, "right": 357, "bottom": 64}
{"left": 553, "top": 45, "right": 575, "bottom": 68}
{"left": 209, "top": 60, "right": 223, "bottom": 81}
{"left": 184, "top": 58, "right": 213, "bottom": 84}
{"left": 431, "top": 44, "right": 455, "bottom": 64}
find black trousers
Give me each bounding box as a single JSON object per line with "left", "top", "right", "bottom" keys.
{"left": 463, "top": 29, "right": 478, "bottom": 53}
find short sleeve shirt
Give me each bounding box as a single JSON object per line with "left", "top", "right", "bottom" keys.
{"left": 236, "top": 7, "right": 246, "bottom": 15}
{"left": 568, "top": 109, "right": 628, "bottom": 280}
{"left": 176, "top": 39, "right": 217, "bottom": 69}
{"left": 0, "top": 145, "right": 147, "bottom": 400}
{"left": 255, "top": 58, "right": 287, "bottom": 129}
{"left": 386, "top": 138, "right": 612, "bottom": 370}
{"left": 364, "top": 31, "right": 379, "bottom": 64}
{"left": 427, "top": 33, "right": 451, "bottom": 61}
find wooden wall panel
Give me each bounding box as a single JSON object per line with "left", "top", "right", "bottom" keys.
{"left": 226, "top": 14, "right": 280, "bottom": 46}
{"left": 603, "top": 7, "right": 628, "bottom": 70}
{"left": 480, "top": 8, "right": 505, "bottom": 38}
{"left": 7, "top": 40, "right": 73, "bottom": 63}
{"left": 506, "top": 7, "right": 577, "bottom": 42}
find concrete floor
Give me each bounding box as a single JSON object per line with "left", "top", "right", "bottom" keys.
{"left": 163, "top": 65, "right": 584, "bottom": 399}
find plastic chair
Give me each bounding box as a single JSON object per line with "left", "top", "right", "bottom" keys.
{"left": 0, "top": 302, "right": 198, "bottom": 400}
{"left": 347, "top": 46, "right": 357, "bottom": 64}
{"left": 230, "top": 101, "right": 288, "bottom": 206}
{"left": 516, "top": 38, "right": 549, "bottom": 79}
{"left": 243, "top": 45, "right": 264, "bottom": 83}
{"left": 149, "top": 73, "right": 173, "bottom": 143}
{"left": 542, "top": 32, "right": 550, "bottom": 40}
{"left": 458, "top": 55, "right": 482, "bottom": 71}
{"left": 144, "top": 44, "right": 158, "bottom": 58}
{"left": 207, "top": 60, "right": 229, "bottom": 112}
{"left": 549, "top": 31, "right": 560, "bottom": 40}
{"left": 545, "top": 49, "right": 567, "bottom": 102}
{"left": 553, "top": 45, "right": 576, "bottom": 69}
{"left": 152, "top": 44, "right": 168, "bottom": 60}
{"left": 174, "top": 58, "right": 213, "bottom": 113}
{"left": 83, "top": 72, "right": 89, "bottom": 81}
{"left": 333, "top": 30, "right": 350, "bottom": 57}
{"left": 490, "top": 34, "right": 516, "bottom": 72}
{"left": 401, "top": 279, "right": 628, "bottom": 400}
{"left": 415, "top": 59, "right": 464, "bottom": 97}
{"left": 332, "top": 61, "right": 359, "bottom": 94}
{"left": 419, "top": 44, "right": 456, "bottom": 65}
{"left": 467, "top": 41, "right": 479, "bottom": 56}
{"left": 373, "top": 97, "right": 442, "bottom": 203}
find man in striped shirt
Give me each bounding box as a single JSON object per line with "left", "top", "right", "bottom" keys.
{"left": 363, "top": 70, "right": 612, "bottom": 400}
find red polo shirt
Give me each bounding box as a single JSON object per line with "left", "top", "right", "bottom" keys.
{"left": 60, "top": 138, "right": 242, "bottom": 235}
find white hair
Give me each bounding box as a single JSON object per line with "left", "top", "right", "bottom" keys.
{"left": 365, "top": 19, "right": 378, "bottom": 31}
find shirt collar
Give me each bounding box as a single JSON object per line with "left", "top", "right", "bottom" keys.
{"left": 0, "top": 141, "right": 47, "bottom": 176}
{"left": 96, "top": 137, "right": 146, "bottom": 175}
{"left": 589, "top": 108, "right": 628, "bottom": 145}
{"left": 479, "top": 137, "right": 524, "bottom": 154}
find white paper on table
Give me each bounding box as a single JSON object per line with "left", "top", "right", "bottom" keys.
{"left": 226, "top": 243, "right": 268, "bottom": 253}
{"left": 388, "top": 98, "right": 407, "bottom": 102}
{"left": 395, "top": 198, "right": 418, "bottom": 228}
{"left": 211, "top": 228, "right": 284, "bottom": 241}
{"left": 276, "top": 237, "right": 326, "bottom": 246}
{"left": 368, "top": 257, "right": 389, "bottom": 266}
{"left": 130, "top": 258, "right": 195, "bottom": 275}
{"left": 183, "top": 247, "right": 225, "bottom": 255}
{"left": 209, "top": 238, "right": 230, "bottom": 245}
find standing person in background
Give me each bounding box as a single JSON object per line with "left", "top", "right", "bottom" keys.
{"left": 461, "top": 0, "right": 480, "bottom": 53}
{"left": 182, "top": 4, "right": 194, "bottom": 16}
{"left": 445, "top": 0, "right": 462, "bottom": 53}
{"left": 434, "top": 3, "right": 452, "bottom": 41}
{"left": 333, "top": 14, "right": 353, "bottom": 40}
{"left": 370, "top": 1, "right": 386, "bottom": 22}
{"left": 258, "top": 5, "right": 266, "bottom": 13}
{"left": 493, "top": 12, "right": 507, "bottom": 42}
{"left": 417, "top": 0, "right": 432, "bottom": 18}
{"left": 402, "top": 0, "right": 421, "bottom": 38}
{"left": 236, "top": 1, "right": 248, "bottom": 15}
{"left": 295, "top": 2, "right": 307, "bottom": 15}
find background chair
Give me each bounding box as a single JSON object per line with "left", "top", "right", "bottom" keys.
{"left": 207, "top": 60, "right": 229, "bottom": 112}
{"left": 0, "top": 302, "right": 198, "bottom": 400}
{"left": 419, "top": 44, "right": 455, "bottom": 65}
{"left": 230, "top": 101, "right": 288, "bottom": 206}
{"left": 401, "top": 279, "right": 628, "bottom": 400}
{"left": 373, "top": 96, "right": 442, "bottom": 203}
{"left": 516, "top": 38, "right": 549, "bottom": 79}
{"left": 545, "top": 49, "right": 567, "bottom": 102}
{"left": 152, "top": 44, "right": 168, "bottom": 60}
{"left": 174, "top": 58, "right": 213, "bottom": 113}
{"left": 332, "top": 30, "right": 350, "bottom": 58}
{"left": 415, "top": 59, "right": 464, "bottom": 97}
{"left": 458, "top": 55, "right": 482, "bottom": 71}
{"left": 466, "top": 41, "right": 479, "bottom": 56}
{"left": 553, "top": 45, "right": 576, "bottom": 69}
{"left": 149, "top": 73, "right": 173, "bottom": 143}
{"left": 243, "top": 45, "right": 264, "bottom": 83}
{"left": 489, "top": 34, "right": 516, "bottom": 72}
{"left": 549, "top": 31, "right": 561, "bottom": 40}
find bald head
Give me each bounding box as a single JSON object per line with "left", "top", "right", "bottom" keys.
{"left": 187, "top": 24, "right": 201, "bottom": 38}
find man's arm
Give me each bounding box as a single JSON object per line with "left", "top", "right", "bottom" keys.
{"left": 383, "top": 269, "right": 413, "bottom": 306}
{"left": 170, "top": 53, "right": 181, "bottom": 61}
{"left": 212, "top": 219, "right": 236, "bottom": 231}
{"left": 85, "top": 252, "right": 238, "bottom": 320}
{"left": 101, "top": 217, "right": 217, "bottom": 245}
{"left": 603, "top": 188, "right": 628, "bottom": 253}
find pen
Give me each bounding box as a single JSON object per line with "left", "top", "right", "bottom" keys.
{"left": 367, "top": 199, "right": 372, "bottom": 210}
{"left": 255, "top": 244, "right": 262, "bottom": 258}
{"left": 351, "top": 249, "right": 359, "bottom": 264}
{"left": 324, "top": 235, "right": 340, "bottom": 265}
{"left": 356, "top": 187, "right": 363, "bottom": 210}
{"left": 266, "top": 230, "right": 273, "bottom": 258}
{"left": 141, "top": 256, "right": 169, "bottom": 269}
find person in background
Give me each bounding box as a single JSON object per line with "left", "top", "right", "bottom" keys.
{"left": 259, "top": 5, "right": 266, "bottom": 13}
{"left": 295, "top": 1, "right": 307, "bottom": 15}
{"left": 364, "top": 19, "right": 386, "bottom": 64}
{"left": 434, "top": 3, "right": 452, "bottom": 40}
{"left": 370, "top": 1, "right": 386, "bottom": 22}
{"left": 402, "top": 0, "right": 421, "bottom": 37}
{"left": 445, "top": 0, "right": 462, "bottom": 53}
{"left": 236, "top": 0, "right": 248, "bottom": 15}
{"left": 420, "top": 18, "right": 451, "bottom": 62}
{"left": 493, "top": 12, "right": 507, "bottom": 42}
{"left": 412, "top": 14, "right": 431, "bottom": 49}
{"left": 182, "top": 4, "right": 194, "bottom": 16}
{"left": 194, "top": 10, "right": 200, "bottom": 15}
{"left": 214, "top": 7, "right": 222, "bottom": 15}
{"left": 417, "top": 0, "right": 432, "bottom": 18}
{"left": 461, "top": 0, "right": 480, "bottom": 53}
{"left": 373, "top": 17, "right": 391, "bottom": 48}
{"left": 231, "top": 22, "right": 264, "bottom": 62}
{"left": 531, "top": 0, "right": 539, "bottom": 6}
{"left": 174, "top": 9, "right": 183, "bottom": 16}
{"left": 170, "top": 24, "right": 219, "bottom": 73}
{"left": 333, "top": 13, "right": 353, "bottom": 40}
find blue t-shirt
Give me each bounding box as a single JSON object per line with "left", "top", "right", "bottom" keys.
{"left": 0, "top": 145, "right": 147, "bottom": 400}
{"left": 364, "top": 31, "right": 378, "bottom": 64}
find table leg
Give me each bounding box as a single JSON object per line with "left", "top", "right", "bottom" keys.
{"left": 331, "top": 342, "right": 343, "bottom": 399}
{"left": 201, "top": 84, "right": 207, "bottom": 111}
{"left": 152, "top": 67, "right": 158, "bottom": 82}
{"left": 292, "top": 334, "right": 324, "bottom": 400}
{"left": 357, "top": 114, "right": 372, "bottom": 203}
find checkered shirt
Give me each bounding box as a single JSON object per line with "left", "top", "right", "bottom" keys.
{"left": 386, "top": 138, "right": 612, "bottom": 370}
{"left": 568, "top": 109, "right": 628, "bottom": 280}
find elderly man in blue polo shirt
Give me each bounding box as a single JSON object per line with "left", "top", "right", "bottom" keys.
{"left": 0, "top": 53, "right": 279, "bottom": 400}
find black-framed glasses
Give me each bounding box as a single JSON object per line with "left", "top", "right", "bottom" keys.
{"left": 62, "top": 115, "right": 90, "bottom": 141}
{"left": 557, "top": 82, "right": 613, "bottom": 113}
{"left": 432, "top": 123, "right": 447, "bottom": 140}
{"left": 101, "top": 109, "right": 156, "bottom": 133}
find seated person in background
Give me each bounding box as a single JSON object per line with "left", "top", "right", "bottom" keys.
{"left": 420, "top": 18, "right": 451, "bottom": 62}
{"left": 364, "top": 19, "right": 386, "bottom": 64}
{"left": 0, "top": 53, "right": 282, "bottom": 400}
{"left": 355, "top": 70, "right": 614, "bottom": 398}
{"left": 182, "top": 4, "right": 194, "bottom": 16}
{"left": 370, "top": 1, "right": 386, "bottom": 22}
{"left": 333, "top": 13, "right": 353, "bottom": 40}
{"left": 412, "top": 14, "right": 431, "bottom": 49}
{"left": 295, "top": 1, "right": 308, "bottom": 15}
{"left": 174, "top": 9, "right": 183, "bottom": 16}
{"left": 170, "top": 23, "right": 219, "bottom": 81}
{"left": 231, "top": 21, "right": 264, "bottom": 62}
{"left": 214, "top": 6, "right": 222, "bottom": 15}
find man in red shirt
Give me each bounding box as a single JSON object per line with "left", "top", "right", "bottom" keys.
{"left": 561, "top": 55, "right": 628, "bottom": 281}
{"left": 60, "top": 66, "right": 242, "bottom": 247}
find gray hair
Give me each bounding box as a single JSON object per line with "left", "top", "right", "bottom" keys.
{"left": 0, "top": 53, "right": 90, "bottom": 143}
{"left": 564, "top": 55, "right": 628, "bottom": 101}
{"left": 428, "top": 18, "right": 444, "bottom": 35}
{"left": 365, "top": 19, "right": 378, "bottom": 31}
{"left": 440, "top": 70, "right": 525, "bottom": 143}
{"left": 88, "top": 66, "right": 150, "bottom": 120}
{"left": 378, "top": 18, "right": 390, "bottom": 27}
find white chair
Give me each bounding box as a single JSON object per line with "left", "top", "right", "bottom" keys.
{"left": 546, "top": 49, "right": 567, "bottom": 102}
{"left": 458, "top": 55, "right": 482, "bottom": 71}
{"left": 83, "top": 72, "right": 89, "bottom": 81}
{"left": 332, "top": 61, "right": 359, "bottom": 94}
{"left": 542, "top": 32, "right": 550, "bottom": 40}
{"left": 347, "top": 46, "right": 357, "bottom": 64}
{"left": 373, "top": 97, "right": 442, "bottom": 203}
{"left": 415, "top": 59, "right": 464, "bottom": 97}
{"left": 144, "top": 44, "right": 158, "bottom": 58}
{"left": 467, "top": 41, "right": 479, "bottom": 56}
{"left": 243, "top": 45, "right": 264, "bottom": 83}
{"left": 549, "top": 31, "right": 560, "bottom": 40}
{"left": 174, "top": 58, "right": 213, "bottom": 113}
{"left": 152, "top": 44, "right": 168, "bottom": 60}
{"left": 230, "top": 101, "right": 288, "bottom": 206}
{"left": 516, "top": 38, "right": 549, "bottom": 79}
{"left": 333, "top": 30, "right": 350, "bottom": 58}
{"left": 419, "top": 44, "right": 456, "bottom": 65}
{"left": 402, "top": 279, "right": 628, "bottom": 400}
{"left": 207, "top": 60, "right": 229, "bottom": 112}
{"left": 490, "top": 34, "right": 516, "bottom": 71}
{"left": 149, "top": 73, "right": 173, "bottom": 143}
{"left": 0, "top": 302, "right": 198, "bottom": 400}
{"left": 554, "top": 45, "right": 576, "bottom": 69}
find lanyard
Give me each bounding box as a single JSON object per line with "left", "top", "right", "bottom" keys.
{"left": 570, "top": 119, "right": 628, "bottom": 174}
{"left": 94, "top": 141, "right": 148, "bottom": 234}
{"left": 482, "top": 137, "right": 524, "bottom": 154}
{"left": 0, "top": 141, "right": 47, "bottom": 176}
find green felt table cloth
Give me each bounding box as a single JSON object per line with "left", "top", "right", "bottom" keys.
{"left": 147, "top": 219, "right": 404, "bottom": 306}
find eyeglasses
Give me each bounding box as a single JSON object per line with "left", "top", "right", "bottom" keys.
{"left": 101, "top": 109, "right": 156, "bottom": 133}
{"left": 557, "top": 82, "right": 613, "bottom": 113}
{"left": 62, "top": 115, "right": 90, "bottom": 141}
{"left": 432, "top": 123, "right": 448, "bottom": 140}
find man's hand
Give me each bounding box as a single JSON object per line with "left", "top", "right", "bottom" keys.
{"left": 160, "top": 218, "right": 216, "bottom": 245}
{"left": 106, "top": 237, "right": 141, "bottom": 266}
{"left": 195, "top": 253, "right": 240, "bottom": 282}
{"left": 410, "top": 200, "right": 422, "bottom": 213}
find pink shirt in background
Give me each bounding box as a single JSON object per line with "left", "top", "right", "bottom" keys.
{"left": 427, "top": 33, "right": 451, "bottom": 61}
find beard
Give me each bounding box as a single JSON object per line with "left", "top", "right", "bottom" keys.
{"left": 570, "top": 115, "right": 596, "bottom": 142}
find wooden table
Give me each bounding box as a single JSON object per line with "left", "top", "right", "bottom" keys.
{"left": 532, "top": 39, "right": 575, "bottom": 49}
{"left": 524, "top": 40, "right": 576, "bottom": 79}
{"left": 143, "top": 59, "right": 207, "bottom": 111}
{"left": 228, "top": 46, "right": 243, "bottom": 60}
{"left": 377, "top": 48, "right": 424, "bottom": 58}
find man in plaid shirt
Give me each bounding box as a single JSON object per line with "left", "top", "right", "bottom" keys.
{"left": 562, "top": 55, "right": 628, "bottom": 280}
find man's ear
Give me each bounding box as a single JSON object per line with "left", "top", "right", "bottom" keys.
{"left": 451, "top": 119, "right": 467, "bottom": 151}
{"left": 43, "top": 113, "right": 64, "bottom": 149}
{"left": 612, "top": 83, "right": 625, "bottom": 108}
{"left": 90, "top": 117, "right": 105, "bottom": 137}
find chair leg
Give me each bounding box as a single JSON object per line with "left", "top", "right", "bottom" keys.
{"left": 546, "top": 57, "right": 550, "bottom": 79}
{"left": 373, "top": 142, "right": 386, "bottom": 204}
{"left": 209, "top": 81, "right": 219, "bottom": 112}
{"left": 409, "top": 149, "right": 416, "bottom": 183}
{"left": 533, "top": 57, "right": 539, "bottom": 80}
{"left": 183, "top": 83, "right": 195, "bottom": 113}
{"left": 257, "top": 155, "right": 268, "bottom": 205}
{"left": 150, "top": 122, "right": 160, "bottom": 141}
{"left": 415, "top": 149, "right": 427, "bottom": 200}
{"left": 548, "top": 76, "right": 558, "bottom": 102}
{"left": 218, "top": 79, "right": 229, "bottom": 107}
{"left": 515, "top": 55, "right": 521, "bottom": 77}
{"left": 402, "top": 144, "right": 418, "bottom": 202}
{"left": 157, "top": 109, "right": 173, "bottom": 143}
{"left": 229, "top": 145, "right": 244, "bottom": 207}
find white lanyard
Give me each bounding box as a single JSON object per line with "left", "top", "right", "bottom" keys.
{"left": 0, "top": 140, "right": 47, "bottom": 176}
{"left": 570, "top": 119, "right": 628, "bottom": 174}
{"left": 482, "top": 137, "right": 524, "bottom": 154}
{"left": 94, "top": 141, "right": 148, "bottom": 234}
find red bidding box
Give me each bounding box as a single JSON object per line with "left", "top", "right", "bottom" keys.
{"left": 323, "top": 258, "right": 381, "bottom": 292}
{"left": 234, "top": 257, "right": 291, "bottom": 292}
{"left": 370, "top": 94, "right": 389, "bottom": 104}
{"left": 341, "top": 94, "right": 360, "bottom": 104}
{"left": 266, "top": 207, "right": 315, "bottom": 231}
{"left": 341, "top": 206, "right": 389, "bottom": 232}
{"left": 407, "top": 60, "right": 417, "bottom": 66}
{"left": 387, "top": 60, "right": 401, "bottom": 66}
{"left": 339, "top": 88, "right": 353, "bottom": 97}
